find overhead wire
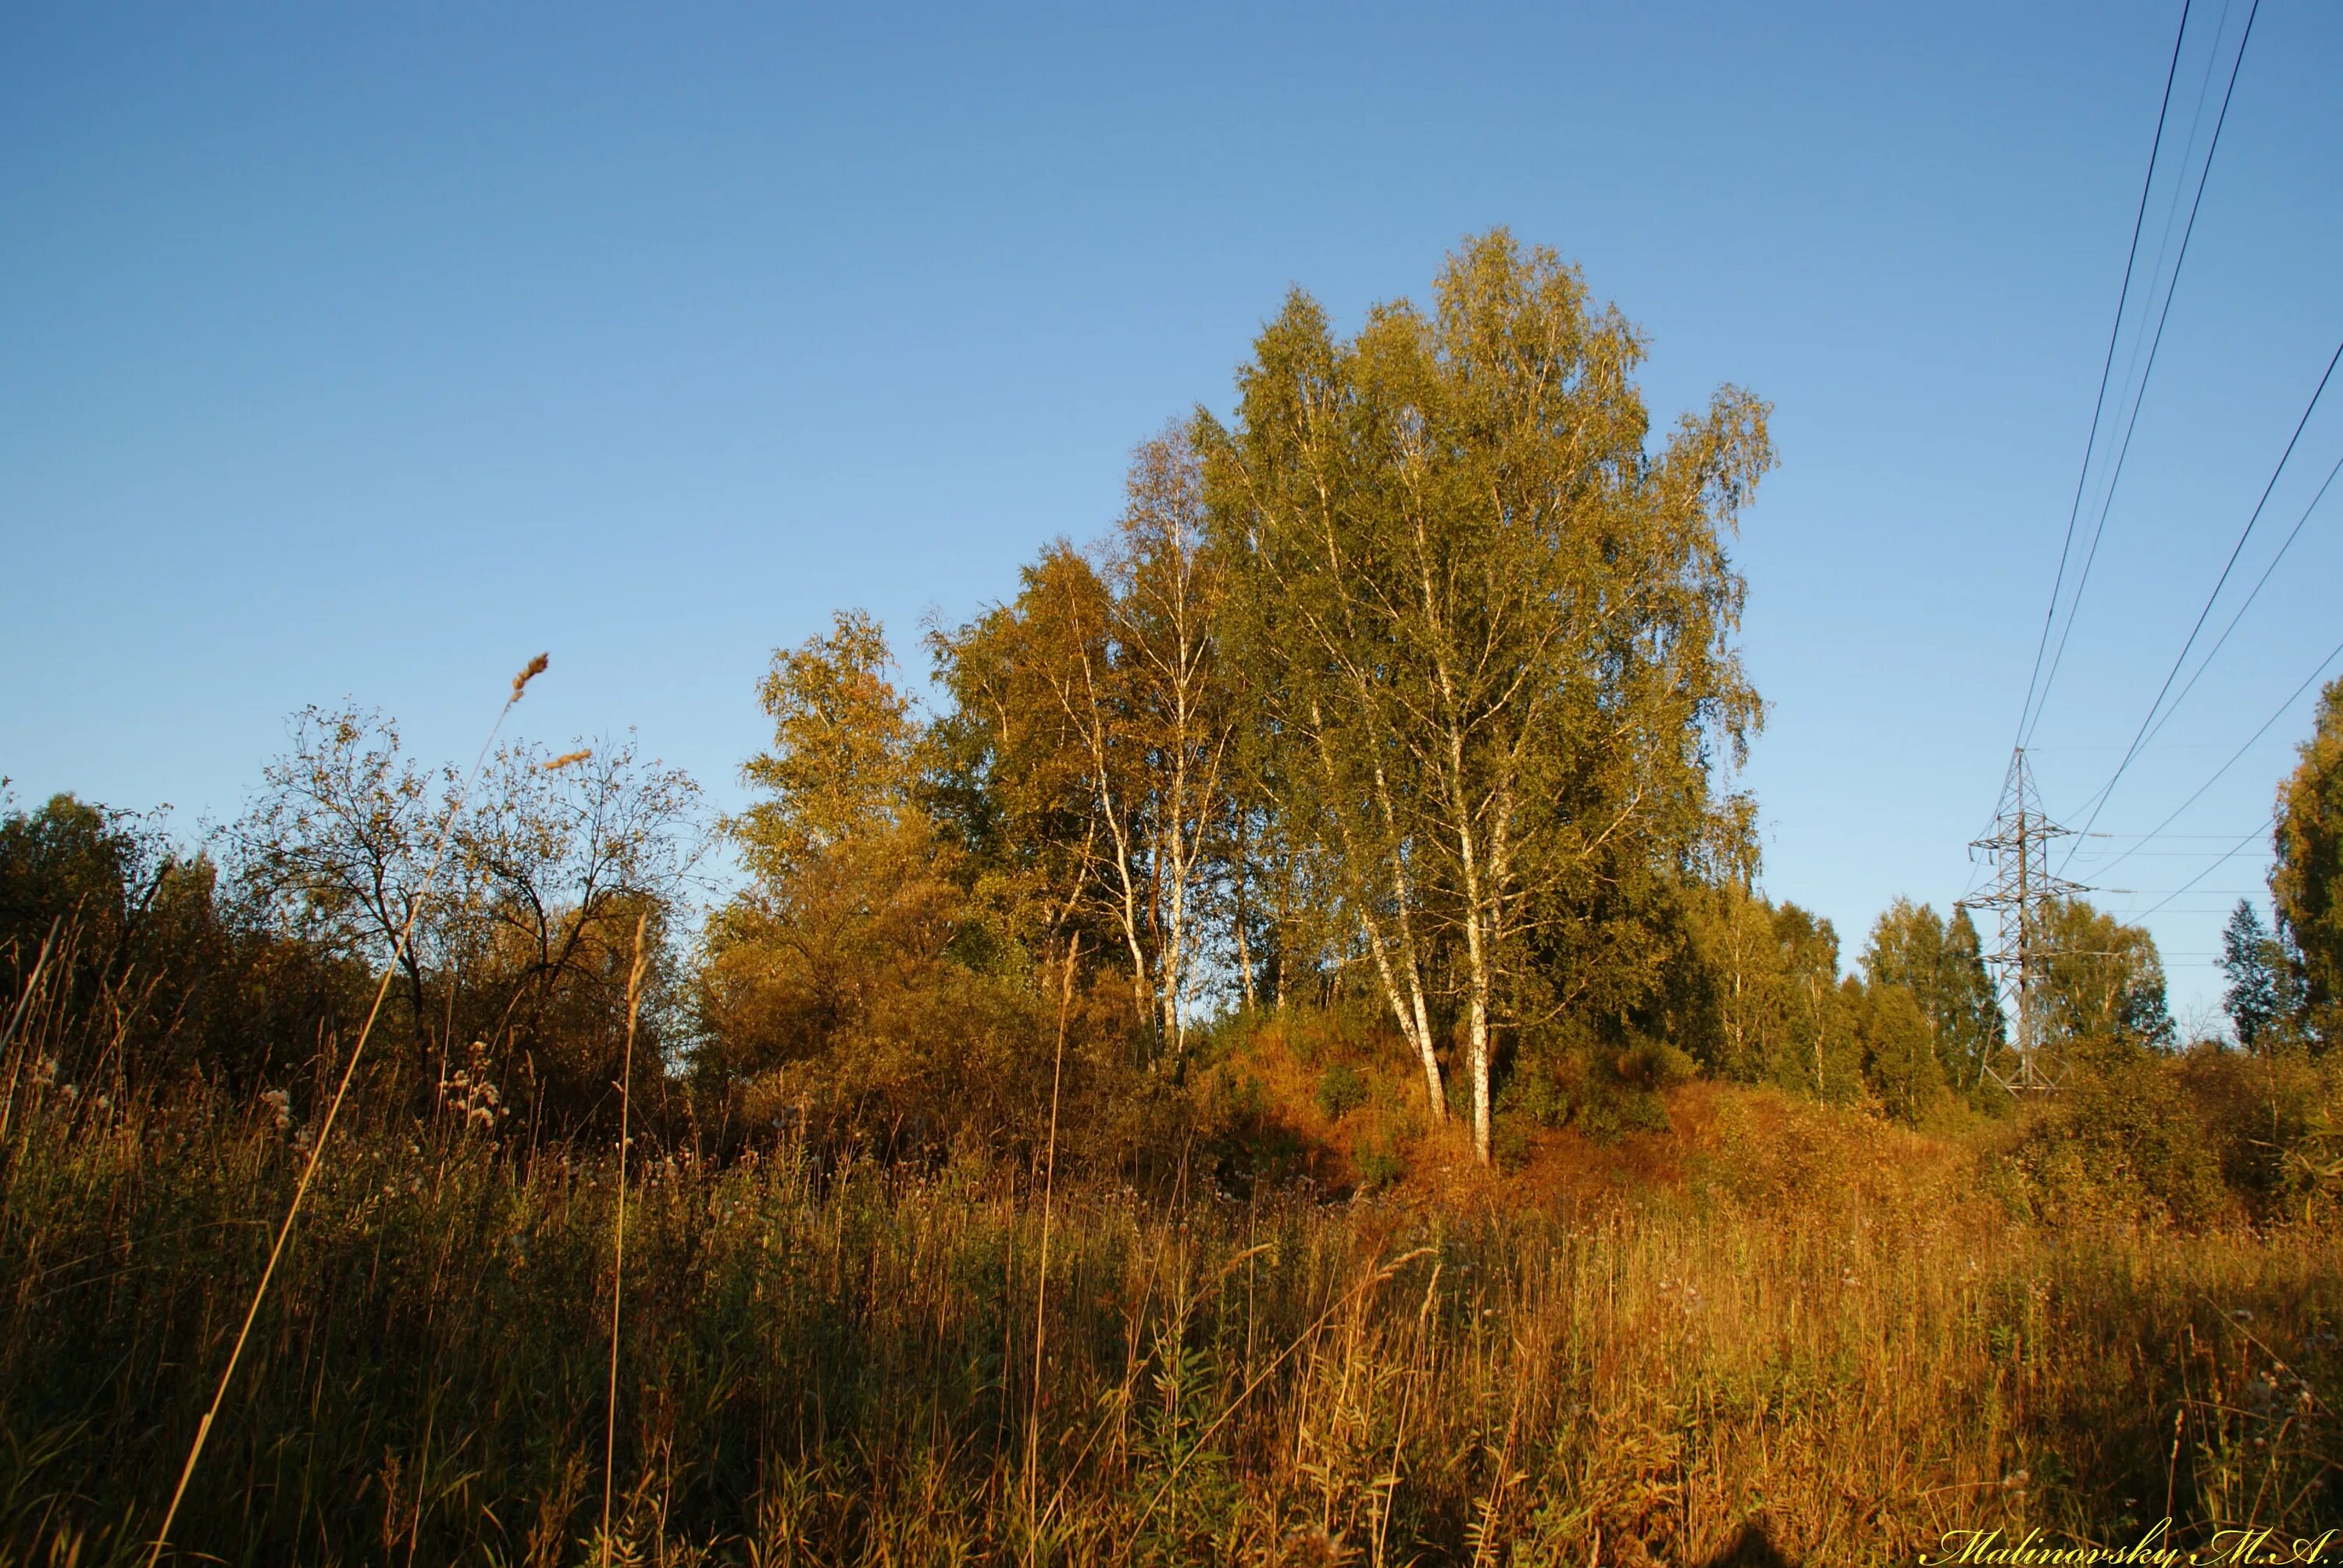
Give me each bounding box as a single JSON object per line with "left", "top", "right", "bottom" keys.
{"left": 2060, "top": 335, "right": 2343, "bottom": 869}
{"left": 2136, "top": 815, "right": 2277, "bottom": 918}
{"left": 2085, "top": 631, "right": 2343, "bottom": 882}
{"left": 2129, "top": 447, "right": 2343, "bottom": 757}
{"left": 2024, "top": 0, "right": 2262, "bottom": 750}
{"left": 2010, "top": 0, "right": 2199, "bottom": 750}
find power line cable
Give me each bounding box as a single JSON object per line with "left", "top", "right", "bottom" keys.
{"left": 2025, "top": 0, "right": 2262, "bottom": 748}
{"left": 2088, "top": 631, "right": 2343, "bottom": 880}
{"left": 2061, "top": 336, "right": 2343, "bottom": 868}
{"left": 2012, "top": 0, "right": 2199, "bottom": 750}
{"left": 2138, "top": 815, "right": 2276, "bottom": 918}
{"left": 2083, "top": 832, "right": 2266, "bottom": 839}
{"left": 2074, "top": 846, "right": 2273, "bottom": 858}
{"left": 2131, "top": 447, "right": 2343, "bottom": 757}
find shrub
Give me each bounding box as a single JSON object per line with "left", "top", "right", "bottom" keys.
{"left": 2013, "top": 1055, "right": 2228, "bottom": 1228}
{"left": 1615, "top": 1039, "right": 1698, "bottom": 1092}
{"left": 1540, "top": 1038, "right": 1691, "bottom": 1145}
{"left": 1355, "top": 1143, "right": 1407, "bottom": 1190}
{"left": 2174, "top": 1042, "right": 2343, "bottom": 1223}
{"left": 1314, "top": 1062, "right": 1368, "bottom": 1121}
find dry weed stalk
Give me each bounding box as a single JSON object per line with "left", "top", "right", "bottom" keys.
{"left": 1132, "top": 1245, "right": 1435, "bottom": 1540}
{"left": 602, "top": 908, "right": 651, "bottom": 1564}
{"left": 0, "top": 915, "right": 62, "bottom": 1145}
{"left": 145, "top": 653, "right": 549, "bottom": 1566}
{"left": 1025, "top": 932, "right": 1079, "bottom": 1560}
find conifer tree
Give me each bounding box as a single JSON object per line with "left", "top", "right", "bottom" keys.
{"left": 2220, "top": 900, "right": 2301, "bottom": 1054}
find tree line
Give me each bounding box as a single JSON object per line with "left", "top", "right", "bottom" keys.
{"left": 6, "top": 230, "right": 2334, "bottom": 1175}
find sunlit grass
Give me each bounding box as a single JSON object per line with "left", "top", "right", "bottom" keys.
{"left": 2, "top": 1078, "right": 2335, "bottom": 1566}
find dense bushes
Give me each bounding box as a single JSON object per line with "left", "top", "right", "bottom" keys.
{"left": 2006, "top": 1042, "right": 2343, "bottom": 1229}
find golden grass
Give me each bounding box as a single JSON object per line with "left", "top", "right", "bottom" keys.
{"left": 2, "top": 1074, "right": 2334, "bottom": 1566}
{"left": 145, "top": 655, "right": 547, "bottom": 1565}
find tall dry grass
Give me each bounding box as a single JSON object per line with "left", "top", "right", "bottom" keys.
{"left": 144, "top": 654, "right": 546, "bottom": 1563}
{"left": 1, "top": 1067, "right": 2335, "bottom": 1566}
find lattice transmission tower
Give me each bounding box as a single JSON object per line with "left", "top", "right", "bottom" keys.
{"left": 1958, "top": 748, "right": 2089, "bottom": 1093}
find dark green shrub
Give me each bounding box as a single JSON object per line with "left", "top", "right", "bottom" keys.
{"left": 1614, "top": 1039, "right": 1698, "bottom": 1093}
{"left": 1316, "top": 1063, "right": 1368, "bottom": 1121}
{"left": 1356, "top": 1144, "right": 1407, "bottom": 1190}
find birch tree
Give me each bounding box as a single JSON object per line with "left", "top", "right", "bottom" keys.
{"left": 932, "top": 430, "right": 1234, "bottom": 1067}
{"left": 1201, "top": 230, "right": 1771, "bottom": 1161}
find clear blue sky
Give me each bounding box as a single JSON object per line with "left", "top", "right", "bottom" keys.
{"left": 4, "top": 2, "right": 2338, "bottom": 1025}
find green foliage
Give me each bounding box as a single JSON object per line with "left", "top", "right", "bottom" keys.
{"left": 2273, "top": 675, "right": 2343, "bottom": 1044}
{"left": 1314, "top": 1061, "right": 1368, "bottom": 1121}
{"left": 2013, "top": 1054, "right": 2229, "bottom": 1228}
{"left": 1130, "top": 1314, "right": 1238, "bottom": 1562}
{"left": 1200, "top": 228, "right": 1772, "bottom": 1160}
{"left": 2035, "top": 897, "right": 2174, "bottom": 1063}
{"left": 1679, "top": 882, "right": 1863, "bottom": 1103}
{"left": 1854, "top": 980, "right": 1944, "bottom": 1126}
{"left": 2, "top": 789, "right": 366, "bottom": 1093}
{"left": 227, "top": 707, "right": 703, "bottom": 1127}
{"left": 1615, "top": 1037, "right": 1699, "bottom": 1094}
{"left": 2220, "top": 900, "right": 2304, "bottom": 1055}
{"left": 2174, "top": 1044, "right": 2343, "bottom": 1217}
{"left": 1520, "top": 1035, "right": 1695, "bottom": 1145}
{"left": 701, "top": 612, "right": 1074, "bottom": 1158}
{"left": 928, "top": 430, "right": 1234, "bottom": 1068}
{"left": 1354, "top": 1141, "right": 1407, "bottom": 1190}
{"left": 1863, "top": 899, "right": 2003, "bottom": 1095}
{"left": 0, "top": 793, "right": 151, "bottom": 954}
{"left": 1497, "top": 1051, "right": 1573, "bottom": 1130}
{"left": 737, "top": 608, "right": 920, "bottom": 869}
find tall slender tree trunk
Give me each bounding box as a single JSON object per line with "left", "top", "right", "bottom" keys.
{"left": 1466, "top": 977, "right": 1492, "bottom": 1165}
{"left": 1234, "top": 899, "right": 1255, "bottom": 1011}
{"left": 1307, "top": 698, "right": 1445, "bottom": 1120}
{"left": 1457, "top": 870, "right": 1494, "bottom": 1164}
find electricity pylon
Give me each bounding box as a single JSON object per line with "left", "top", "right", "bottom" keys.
{"left": 1959, "top": 748, "right": 2088, "bottom": 1093}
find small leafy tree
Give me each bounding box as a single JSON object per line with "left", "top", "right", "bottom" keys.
{"left": 1855, "top": 980, "right": 1943, "bottom": 1125}
{"left": 702, "top": 611, "right": 1048, "bottom": 1150}
{"left": 234, "top": 705, "right": 702, "bottom": 1115}
{"left": 930, "top": 430, "right": 1234, "bottom": 1069}
{"left": 2035, "top": 898, "right": 2174, "bottom": 1064}
{"left": 1680, "top": 883, "right": 1860, "bottom": 1099}
{"left": 1862, "top": 900, "right": 2003, "bottom": 1094}
{"left": 2273, "top": 675, "right": 2343, "bottom": 1047}
{"left": 703, "top": 610, "right": 952, "bottom": 1076}
{"left": 232, "top": 706, "right": 444, "bottom": 1052}
{"left": 449, "top": 736, "right": 704, "bottom": 1122}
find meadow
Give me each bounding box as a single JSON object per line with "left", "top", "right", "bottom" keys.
{"left": 5, "top": 1065, "right": 2337, "bottom": 1566}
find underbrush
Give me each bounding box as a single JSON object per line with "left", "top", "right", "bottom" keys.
{"left": 3, "top": 1078, "right": 2338, "bottom": 1566}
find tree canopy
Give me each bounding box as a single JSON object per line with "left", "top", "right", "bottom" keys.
{"left": 1196, "top": 230, "right": 1773, "bottom": 1160}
